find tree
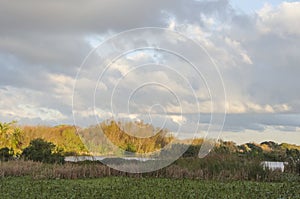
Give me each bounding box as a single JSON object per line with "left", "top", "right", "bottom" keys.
{"left": 0, "top": 121, "right": 24, "bottom": 155}
{"left": 286, "top": 149, "right": 300, "bottom": 174}
{"left": 22, "top": 138, "right": 64, "bottom": 164}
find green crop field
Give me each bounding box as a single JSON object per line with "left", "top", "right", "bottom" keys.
{"left": 1, "top": 177, "right": 299, "bottom": 199}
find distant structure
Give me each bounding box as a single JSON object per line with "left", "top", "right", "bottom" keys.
{"left": 64, "top": 156, "right": 154, "bottom": 162}
{"left": 261, "top": 161, "right": 287, "bottom": 172}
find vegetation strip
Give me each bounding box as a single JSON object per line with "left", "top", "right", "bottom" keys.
{"left": 1, "top": 177, "right": 299, "bottom": 199}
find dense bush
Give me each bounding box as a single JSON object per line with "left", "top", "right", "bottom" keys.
{"left": 182, "top": 145, "right": 201, "bottom": 158}
{"left": 22, "top": 138, "right": 64, "bottom": 164}
{"left": 0, "top": 147, "right": 14, "bottom": 161}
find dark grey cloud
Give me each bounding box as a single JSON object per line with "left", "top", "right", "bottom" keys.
{"left": 0, "top": 34, "right": 90, "bottom": 69}
{"left": 246, "top": 35, "right": 300, "bottom": 109}
{"left": 0, "top": 0, "right": 165, "bottom": 34}
{"left": 0, "top": 0, "right": 202, "bottom": 93}
{"left": 179, "top": 113, "right": 300, "bottom": 133}
{"left": 0, "top": 54, "right": 50, "bottom": 89}
{"left": 0, "top": 0, "right": 231, "bottom": 34}
{"left": 222, "top": 114, "right": 300, "bottom": 132}
{"left": 222, "top": 13, "right": 300, "bottom": 113}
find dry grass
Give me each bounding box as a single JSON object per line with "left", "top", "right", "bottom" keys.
{"left": 1, "top": 159, "right": 298, "bottom": 182}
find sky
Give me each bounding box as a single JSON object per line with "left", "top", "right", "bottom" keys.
{"left": 231, "top": 0, "right": 299, "bottom": 14}
{"left": 0, "top": 0, "right": 300, "bottom": 145}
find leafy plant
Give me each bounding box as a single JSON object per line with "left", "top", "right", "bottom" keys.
{"left": 0, "top": 121, "right": 24, "bottom": 155}
{"left": 22, "top": 138, "right": 64, "bottom": 164}
{"left": 0, "top": 147, "right": 14, "bottom": 161}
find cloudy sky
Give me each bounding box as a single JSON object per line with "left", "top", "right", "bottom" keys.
{"left": 0, "top": 0, "right": 300, "bottom": 144}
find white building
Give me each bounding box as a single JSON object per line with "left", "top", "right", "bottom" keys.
{"left": 261, "top": 161, "right": 288, "bottom": 172}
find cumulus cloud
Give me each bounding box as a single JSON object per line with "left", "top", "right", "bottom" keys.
{"left": 0, "top": 0, "right": 299, "bottom": 143}
{"left": 257, "top": 2, "right": 300, "bottom": 35}
{"left": 0, "top": 87, "right": 68, "bottom": 124}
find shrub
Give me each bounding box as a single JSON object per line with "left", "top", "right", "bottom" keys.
{"left": 22, "top": 138, "right": 64, "bottom": 164}
{"left": 0, "top": 147, "right": 14, "bottom": 161}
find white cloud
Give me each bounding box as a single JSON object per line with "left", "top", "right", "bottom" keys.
{"left": 227, "top": 101, "right": 291, "bottom": 114}
{"left": 257, "top": 2, "right": 300, "bottom": 35}
{"left": 18, "top": 104, "right": 67, "bottom": 121}
{"left": 48, "top": 74, "right": 74, "bottom": 96}
{"left": 168, "top": 115, "right": 187, "bottom": 125}
{"left": 221, "top": 127, "right": 300, "bottom": 145}
{"left": 0, "top": 86, "right": 69, "bottom": 124}
{"left": 240, "top": 52, "right": 253, "bottom": 65}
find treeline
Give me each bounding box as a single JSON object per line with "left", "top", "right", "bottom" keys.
{"left": 1, "top": 121, "right": 300, "bottom": 167}
{"left": 0, "top": 121, "right": 87, "bottom": 156}
{"left": 0, "top": 120, "right": 174, "bottom": 156}
{"left": 178, "top": 140, "right": 300, "bottom": 174}
{"left": 181, "top": 140, "right": 300, "bottom": 161}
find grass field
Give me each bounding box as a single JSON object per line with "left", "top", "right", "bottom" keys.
{"left": 1, "top": 177, "right": 299, "bottom": 199}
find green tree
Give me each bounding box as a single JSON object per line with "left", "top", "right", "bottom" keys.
{"left": 22, "top": 138, "right": 64, "bottom": 164}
